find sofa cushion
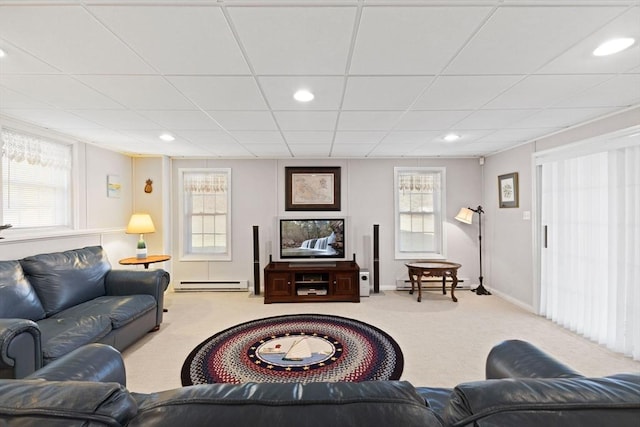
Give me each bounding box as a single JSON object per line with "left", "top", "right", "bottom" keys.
{"left": 20, "top": 246, "right": 111, "bottom": 316}
{"left": 129, "top": 381, "right": 444, "bottom": 427}
{"left": 37, "top": 315, "right": 112, "bottom": 362}
{"left": 443, "top": 374, "right": 640, "bottom": 427}
{"left": 56, "top": 295, "right": 156, "bottom": 329}
{"left": 0, "top": 261, "right": 46, "bottom": 321}
{"left": 0, "top": 379, "right": 137, "bottom": 426}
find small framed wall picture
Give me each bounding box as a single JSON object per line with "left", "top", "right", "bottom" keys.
{"left": 107, "top": 174, "right": 121, "bottom": 198}
{"left": 498, "top": 172, "right": 518, "bottom": 208}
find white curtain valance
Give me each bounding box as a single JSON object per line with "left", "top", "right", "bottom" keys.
{"left": 183, "top": 172, "right": 228, "bottom": 194}
{"left": 398, "top": 173, "right": 440, "bottom": 192}
{"left": 1, "top": 129, "right": 72, "bottom": 170}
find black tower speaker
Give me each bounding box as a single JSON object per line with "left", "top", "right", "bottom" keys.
{"left": 373, "top": 224, "right": 380, "bottom": 294}
{"left": 252, "top": 225, "right": 260, "bottom": 295}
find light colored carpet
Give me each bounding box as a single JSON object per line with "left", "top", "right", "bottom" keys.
{"left": 122, "top": 289, "right": 640, "bottom": 393}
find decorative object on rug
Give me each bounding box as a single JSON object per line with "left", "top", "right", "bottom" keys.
{"left": 455, "top": 206, "right": 491, "bottom": 296}
{"left": 181, "top": 314, "right": 403, "bottom": 385}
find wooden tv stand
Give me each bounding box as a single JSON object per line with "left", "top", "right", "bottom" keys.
{"left": 264, "top": 261, "right": 360, "bottom": 304}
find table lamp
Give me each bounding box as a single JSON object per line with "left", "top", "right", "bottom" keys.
{"left": 126, "top": 213, "right": 155, "bottom": 259}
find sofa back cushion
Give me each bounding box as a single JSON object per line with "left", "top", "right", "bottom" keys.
{"left": 0, "top": 260, "right": 46, "bottom": 321}
{"left": 130, "top": 380, "right": 444, "bottom": 427}
{"left": 20, "top": 246, "right": 111, "bottom": 317}
{"left": 443, "top": 374, "right": 640, "bottom": 427}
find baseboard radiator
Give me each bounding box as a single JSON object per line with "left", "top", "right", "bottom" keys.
{"left": 395, "top": 278, "right": 470, "bottom": 290}
{"left": 175, "top": 280, "right": 249, "bottom": 292}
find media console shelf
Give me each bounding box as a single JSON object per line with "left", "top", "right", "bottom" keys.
{"left": 264, "top": 261, "right": 360, "bottom": 303}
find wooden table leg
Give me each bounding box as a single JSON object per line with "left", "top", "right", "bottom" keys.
{"left": 441, "top": 275, "right": 446, "bottom": 295}
{"left": 450, "top": 271, "right": 458, "bottom": 303}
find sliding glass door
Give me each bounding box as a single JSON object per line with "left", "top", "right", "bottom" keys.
{"left": 537, "top": 132, "right": 640, "bottom": 360}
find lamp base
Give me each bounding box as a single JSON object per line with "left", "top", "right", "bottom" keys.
{"left": 471, "top": 276, "right": 491, "bottom": 295}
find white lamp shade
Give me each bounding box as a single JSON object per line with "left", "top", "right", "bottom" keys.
{"left": 126, "top": 214, "right": 156, "bottom": 234}
{"left": 455, "top": 207, "right": 474, "bottom": 224}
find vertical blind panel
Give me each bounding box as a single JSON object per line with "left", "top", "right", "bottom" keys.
{"left": 540, "top": 143, "right": 640, "bottom": 360}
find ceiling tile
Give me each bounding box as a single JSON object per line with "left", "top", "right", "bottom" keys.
{"left": 393, "top": 110, "right": 473, "bottom": 131}
{"left": 412, "top": 75, "right": 523, "bottom": 110}
{"left": 138, "top": 110, "right": 222, "bottom": 131}
{"left": 342, "top": 76, "right": 434, "bottom": 110}
{"left": 243, "top": 143, "right": 292, "bottom": 158}
{"left": 445, "top": 6, "right": 626, "bottom": 74}
{"left": 380, "top": 130, "right": 442, "bottom": 145}
{"left": 289, "top": 143, "right": 331, "bottom": 157}
{"left": 228, "top": 6, "right": 356, "bottom": 74}
{"left": 2, "top": 108, "right": 103, "bottom": 129}
{"left": 0, "top": 41, "right": 60, "bottom": 74}
{"left": 259, "top": 76, "right": 344, "bottom": 110}
{"left": 205, "top": 111, "right": 277, "bottom": 131}
{"left": 273, "top": 111, "right": 338, "bottom": 131}
{"left": 334, "top": 131, "right": 387, "bottom": 144}
{"left": 0, "top": 87, "right": 50, "bottom": 109}
{"left": 538, "top": 7, "right": 640, "bottom": 74}
{"left": 555, "top": 74, "right": 640, "bottom": 108}
{"left": 229, "top": 131, "right": 284, "bottom": 144}
{"left": 0, "top": 5, "right": 154, "bottom": 74}
{"left": 337, "top": 111, "right": 404, "bottom": 131}
{"left": 168, "top": 76, "right": 267, "bottom": 110}
{"left": 173, "top": 130, "right": 239, "bottom": 146}
{"left": 331, "top": 143, "right": 377, "bottom": 157}
{"left": 282, "top": 131, "right": 334, "bottom": 144}
{"left": 1, "top": 75, "right": 121, "bottom": 109}
{"left": 454, "top": 109, "right": 538, "bottom": 130}
{"left": 88, "top": 5, "right": 250, "bottom": 75}
{"left": 506, "top": 107, "right": 618, "bottom": 129}
{"left": 55, "top": 128, "right": 140, "bottom": 146}
{"left": 477, "top": 128, "right": 559, "bottom": 144}
{"left": 350, "top": 6, "right": 491, "bottom": 74}
{"left": 77, "top": 75, "right": 193, "bottom": 110}
{"left": 72, "top": 110, "right": 160, "bottom": 130}
{"left": 486, "top": 74, "right": 612, "bottom": 109}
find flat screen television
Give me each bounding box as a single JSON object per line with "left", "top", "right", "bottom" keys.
{"left": 278, "top": 218, "right": 346, "bottom": 261}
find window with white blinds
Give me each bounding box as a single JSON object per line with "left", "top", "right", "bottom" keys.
{"left": 179, "top": 168, "right": 231, "bottom": 261}
{"left": 1, "top": 129, "right": 72, "bottom": 229}
{"left": 394, "top": 167, "right": 446, "bottom": 259}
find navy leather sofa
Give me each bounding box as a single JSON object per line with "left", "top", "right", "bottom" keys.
{"left": 0, "top": 340, "right": 638, "bottom": 426}
{"left": 0, "top": 246, "right": 169, "bottom": 379}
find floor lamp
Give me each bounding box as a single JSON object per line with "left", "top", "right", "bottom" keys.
{"left": 455, "top": 206, "right": 491, "bottom": 296}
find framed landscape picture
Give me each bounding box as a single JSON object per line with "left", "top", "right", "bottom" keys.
{"left": 285, "top": 166, "right": 341, "bottom": 211}
{"left": 498, "top": 172, "right": 519, "bottom": 208}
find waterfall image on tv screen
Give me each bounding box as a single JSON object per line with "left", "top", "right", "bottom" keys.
{"left": 280, "top": 219, "right": 345, "bottom": 259}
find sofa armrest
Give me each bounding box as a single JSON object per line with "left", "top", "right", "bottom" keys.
{"left": 486, "top": 339, "right": 583, "bottom": 379}
{"left": 105, "top": 269, "right": 170, "bottom": 325}
{"left": 443, "top": 374, "right": 640, "bottom": 427}
{"left": 26, "top": 343, "right": 126, "bottom": 386}
{"left": 0, "top": 318, "right": 42, "bottom": 379}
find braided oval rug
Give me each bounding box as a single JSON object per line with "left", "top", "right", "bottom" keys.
{"left": 181, "top": 314, "right": 404, "bottom": 385}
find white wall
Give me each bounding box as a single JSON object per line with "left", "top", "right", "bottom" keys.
{"left": 169, "top": 157, "right": 483, "bottom": 292}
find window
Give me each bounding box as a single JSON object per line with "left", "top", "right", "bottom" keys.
{"left": 1, "top": 129, "right": 72, "bottom": 230}
{"left": 394, "top": 167, "right": 445, "bottom": 259}
{"left": 179, "top": 168, "right": 231, "bottom": 260}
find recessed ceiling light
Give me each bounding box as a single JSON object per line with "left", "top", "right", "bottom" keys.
{"left": 293, "top": 89, "right": 314, "bottom": 102}
{"left": 444, "top": 133, "right": 460, "bottom": 142}
{"left": 0, "top": 49, "right": 6, "bottom": 58}
{"left": 159, "top": 133, "right": 175, "bottom": 142}
{"left": 593, "top": 38, "right": 635, "bottom": 56}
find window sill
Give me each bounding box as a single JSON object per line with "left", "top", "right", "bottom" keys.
{"left": 0, "top": 227, "right": 125, "bottom": 243}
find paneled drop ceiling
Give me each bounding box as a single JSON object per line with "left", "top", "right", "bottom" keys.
{"left": 0, "top": 0, "right": 638, "bottom": 158}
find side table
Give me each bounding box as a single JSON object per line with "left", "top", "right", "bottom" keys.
{"left": 405, "top": 261, "right": 462, "bottom": 303}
